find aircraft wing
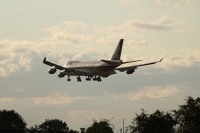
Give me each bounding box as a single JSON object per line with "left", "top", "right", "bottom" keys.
{"left": 115, "top": 58, "right": 163, "bottom": 72}
{"left": 43, "top": 57, "right": 89, "bottom": 76}
{"left": 43, "top": 57, "right": 65, "bottom": 70}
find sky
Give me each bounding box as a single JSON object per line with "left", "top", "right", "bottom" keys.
{"left": 0, "top": 0, "right": 200, "bottom": 132}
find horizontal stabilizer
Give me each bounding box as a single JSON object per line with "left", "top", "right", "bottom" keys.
{"left": 101, "top": 59, "right": 122, "bottom": 65}
{"left": 122, "top": 60, "right": 142, "bottom": 64}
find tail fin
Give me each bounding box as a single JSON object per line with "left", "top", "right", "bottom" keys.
{"left": 110, "top": 39, "right": 124, "bottom": 60}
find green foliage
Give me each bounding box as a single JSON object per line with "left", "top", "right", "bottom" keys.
{"left": 86, "top": 119, "right": 114, "bottom": 133}
{"left": 130, "top": 109, "right": 177, "bottom": 133}
{"left": 38, "top": 119, "right": 69, "bottom": 133}
{"left": 0, "top": 110, "right": 27, "bottom": 133}
{"left": 172, "top": 96, "right": 200, "bottom": 133}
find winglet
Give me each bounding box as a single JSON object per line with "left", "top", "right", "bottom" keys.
{"left": 43, "top": 57, "right": 46, "bottom": 63}
{"left": 159, "top": 58, "right": 163, "bottom": 62}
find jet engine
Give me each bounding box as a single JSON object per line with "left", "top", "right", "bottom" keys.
{"left": 48, "top": 67, "right": 57, "bottom": 74}
{"left": 58, "top": 72, "right": 66, "bottom": 78}
{"left": 126, "top": 69, "right": 135, "bottom": 74}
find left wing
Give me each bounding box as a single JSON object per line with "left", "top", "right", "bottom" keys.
{"left": 115, "top": 58, "right": 163, "bottom": 72}
{"left": 43, "top": 57, "right": 89, "bottom": 76}
{"left": 43, "top": 57, "right": 65, "bottom": 70}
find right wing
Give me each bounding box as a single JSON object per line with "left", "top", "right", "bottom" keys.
{"left": 115, "top": 58, "right": 163, "bottom": 72}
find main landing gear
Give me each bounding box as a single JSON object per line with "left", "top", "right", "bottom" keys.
{"left": 67, "top": 75, "right": 102, "bottom": 82}
{"left": 93, "top": 75, "right": 101, "bottom": 82}
{"left": 86, "top": 75, "right": 101, "bottom": 82}
{"left": 97, "top": 76, "right": 102, "bottom": 82}
{"left": 77, "top": 76, "right": 81, "bottom": 82}
{"left": 86, "top": 76, "right": 91, "bottom": 81}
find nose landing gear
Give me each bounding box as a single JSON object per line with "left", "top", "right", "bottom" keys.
{"left": 67, "top": 76, "right": 71, "bottom": 81}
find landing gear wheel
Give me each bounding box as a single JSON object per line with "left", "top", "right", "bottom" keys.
{"left": 86, "top": 76, "right": 91, "bottom": 81}
{"left": 97, "top": 75, "right": 102, "bottom": 82}
{"left": 86, "top": 78, "right": 91, "bottom": 81}
{"left": 77, "top": 76, "right": 81, "bottom": 82}
{"left": 67, "top": 76, "right": 71, "bottom": 81}
{"left": 93, "top": 75, "right": 97, "bottom": 81}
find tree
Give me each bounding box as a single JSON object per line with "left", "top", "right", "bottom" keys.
{"left": 172, "top": 96, "right": 200, "bottom": 133}
{"left": 29, "top": 124, "right": 40, "bottom": 133}
{"left": 0, "top": 110, "right": 27, "bottom": 133}
{"left": 129, "top": 109, "right": 177, "bottom": 133}
{"left": 85, "top": 119, "right": 114, "bottom": 133}
{"left": 68, "top": 129, "right": 79, "bottom": 133}
{"left": 37, "top": 119, "right": 69, "bottom": 133}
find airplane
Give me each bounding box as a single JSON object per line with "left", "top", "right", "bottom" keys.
{"left": 43, "top": 39, "right": 163, "bottom": 82}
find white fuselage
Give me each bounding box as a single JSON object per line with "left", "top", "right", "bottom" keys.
{"left": 63, "top": 60, "right": 120, "bottom": 76}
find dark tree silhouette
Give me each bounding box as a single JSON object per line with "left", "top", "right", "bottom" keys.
{"left": 0, "top": 110, "right": 27, "bottom": 133}
{"left": 172, "top": 96, "right": 200, "bottom": 133}
{"left": 37, "top": 119, "right": 69, "bottom": 133}
{"left": 29, "top": 124, "right": 39, "bottom": 133}
{"left": 129, "top": 109, "right": 177, "bottom": 133}
{"left": 68, "top": 129, "right": 79, "bottom": 133}
{"left": 85, "top": 119, "right": 114, "bottom": 133}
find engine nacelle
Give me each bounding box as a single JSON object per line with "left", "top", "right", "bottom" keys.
{"left": 58, "top": 72, "right": 66, "bottom": 78}
{"left": 126, "top": 69, "right": 135, "bottom": 74}
{"left": 48, "top": 67, "right": 57, "bottom": 74}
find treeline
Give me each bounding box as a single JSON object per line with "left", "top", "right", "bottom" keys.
{"left": 0, "top": 96, "right": 200, "bottom": 133}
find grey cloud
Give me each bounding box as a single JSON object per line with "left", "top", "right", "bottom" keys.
{"left": 50, "top": 34, "right": 79, "bottom": 43}
{"left": 7, "top": 64, "right": 20, "bottom": 73}
{"left": 72, "top": 53, "right": 93, "bottom": 61}
{"left": 154, "top": 0, "right": 170, "bottom": 5}
{"left": 124, "top": 16, "right": 181, "bottom": 32}
{"left": 63, "top": 21, "right": 88, "bottom": 30}
{"left": 13, "top": 47, "right": 29, "bottom": 54}
{"left": 0, "top": 54, "right": 8, "bottom": 61}
{"left": 0, "top": 67, "right": 8, "bottom": 77}
{"left": 129, "top": 21, "right": 171, "bottom": 31}
{"left": 126, "top": 40, "right": 150, "bottom": 49}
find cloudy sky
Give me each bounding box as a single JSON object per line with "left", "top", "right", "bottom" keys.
{"left": 0, "top": 0, "right": 200, "bottom": 132}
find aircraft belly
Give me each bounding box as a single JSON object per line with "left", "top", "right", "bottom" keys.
{"left": 66, "top": 66, "right": 116, "bottom": 76}
{"left": 95, "top": 66, "right": 116, "bottom": 74}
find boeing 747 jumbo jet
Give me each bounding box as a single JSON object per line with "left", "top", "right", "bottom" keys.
{"left": 43, "top": 39, "right": 163, "bottom": 82}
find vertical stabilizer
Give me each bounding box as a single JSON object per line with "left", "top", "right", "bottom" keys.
{"left": 110, "top": 39, "right": 124, "bottom": 60}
